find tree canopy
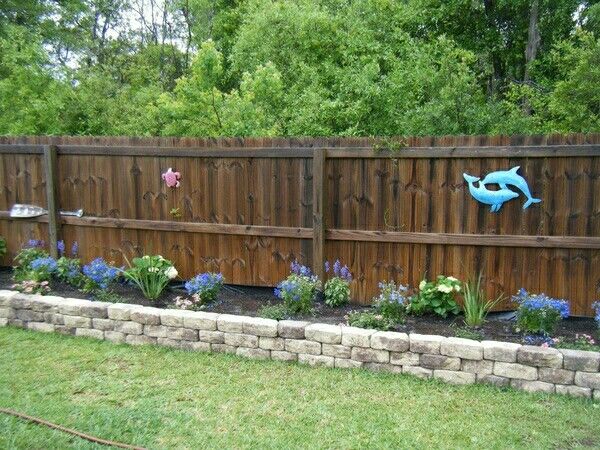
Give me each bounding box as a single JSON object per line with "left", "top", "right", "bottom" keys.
{"left": 1, "top": 0, "right": 599, "bottom": 136}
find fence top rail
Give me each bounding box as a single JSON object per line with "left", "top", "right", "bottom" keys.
{"left": 1, "top": 143, "right": 600, "bottom": 158}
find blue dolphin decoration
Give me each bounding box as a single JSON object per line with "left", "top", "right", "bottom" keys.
{"left": 463, "top": 173, "right": 519, "bottom": 212}
{"left": 481, "top": 166, "right": 541, "bottom": 209}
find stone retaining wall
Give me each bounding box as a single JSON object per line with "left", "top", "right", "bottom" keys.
{"left": 2, "top": 290, "right": 599, "bottom": 400}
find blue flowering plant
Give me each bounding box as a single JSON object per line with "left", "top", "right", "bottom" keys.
{"left": 177, "top": 272, "right": 224, "bottom": 309}
{"left": 54, "top": 240, "right": 84, "bottom": 287}
{"left": 27, "top": 256, "right": 58, "bottom": 282}
{"left": 323, "top": 260, "right": 352, "bottom": 307}
{"left": 593, "top": 302, "right": 600, "bottom": 329}
{"left": 13, "top": 240, "right": 49, "bottom": 281}
{"left": 409, "top": 275, "right": 462, "bottom": 318}
{"left": 274, "top": 261, "right": 321, "bottom": 314}
{"left": 514, "top": 289, "right": 570, "bottom": 336}
{"left": 82, "top": 257, "right": 121, "bottom": 293}
{"left": 122, "top": 255, "right": 179, "bottom": 300}
{"left": 373, "top": 281, "right": 409, "bottom": 324}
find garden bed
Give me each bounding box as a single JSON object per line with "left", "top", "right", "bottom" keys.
{"left": 0, "top": 266, "right": 595, "bottom": 346}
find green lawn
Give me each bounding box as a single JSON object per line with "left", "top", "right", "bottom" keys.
{"left": 1, "top": 327, "right": 599, "bottom": 449}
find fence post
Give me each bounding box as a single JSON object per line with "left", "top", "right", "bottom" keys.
{"left": 312, "top": 148, "right": 327, "bottom": 281}
{"left": 43, "top": 145, "right": 61, "bottom": 258}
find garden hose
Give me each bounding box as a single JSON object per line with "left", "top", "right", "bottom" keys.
{"left": 0, "top": 408, "right": 147, "bottom": 450}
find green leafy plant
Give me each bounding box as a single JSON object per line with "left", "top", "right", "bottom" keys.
{"left": 450, "top": 324, "right": 484, "bottom": 341}
{"left": 258, "top": 304, "right": 290, "bottom": 320}
{"left": 122, "top": 255, "right": 178, "bottom": 300}
{"left": 514, "top": 289, "right": 569, "bottom": 335}
{"left": 93, "top": 289, "right": 124, "bottom": 303}
{"left": 13, "top": 244, "right": 49, "bottom": 282}
{"left": 555, "top": 334, "right": 600, "bottom": 352}
{"left": 410, "top": 275, "right": 462, "bottom": 318}
{"left": 0, "top": 236, "right": 6, "bottom": 258}
{"left": 274, "top": 262, "right": 320, "bottom": 314}
{"left": 323, "top": 260, "right": 352, "bottom": 307}
{"left": 55, "top": 257, "right": 84, "bottom": 287}
{"left": 346, "top": 311, "right": 395, "bottom": 331}
{"left": 373, "top": 281, "right": 408, "bottom": 324}
{"left": 462, "top": 273, "right": 504, "bottom": 327}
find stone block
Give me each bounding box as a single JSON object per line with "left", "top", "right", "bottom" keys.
{"left": 434, "top": 370, "right": 476, "bottom": 385}
{"left": 182, "top": 311, "right": 219, "bottom": 330}
{"left": 104, "top": 331, "right": 126, "bottom": 343}
{"left": 351, "top": 347, "right": 389, "bottom": 364}
{"left": 92, "top": 318, "right": 115, "bottom": 331}
{"left": 75, "top": 328, "right": 104, "bottom": 340}
{"left": 166, "top": 327, "right": 198, "bottom": 341}
{"left": 560, "top": 349, "right": 600, "bottom": 372}
{"left": 237, "top": 347, "right": 271, "bottom": 360}
{"left": 79, "top": 302, "right": 110, "bottom": 319}
{"left": 477, "top": 374, "right": 510, "bottom": 387}
{"left": 271, "top": 351, "right": 298, "bottom": 362}
{"left": 243, "top": 317, "right": 278, "bottom": 337}
{"left": 341, "top": 327, "right": 374, "bottom": 347}
{"left": 402, "top": 366, "right": 432, "bottom": 379}
{"left": 305, "top": 323, "right": 342, "bottom": 344}
{"left": 224, "top": 333, "right": 258, "bottom": 348}
{"left": 160, "top": 310, "right": 189, "bottom": 327}
{"left": 538, "top": 367, "right": 574, "bottom": 385}
{"left": 54, "top": 325, "right": 75, "bottom": 335}
{"left": 278, "top": 320, "right": 309, "bottom": 339}
{"left": 335, "top": 358, "right": 363, "bottom": 369}
{"left": 16, "top": 309, "right": 46, "bottom": 322}
{"left": 370, "top": 331, "right": 409, "bottom": 352}
{"left": 0, "top": 318, "right": 7, "bottom": 327}
{"left": 390, "top": 352, "right": 420, "bottom": 366}
{"left": 29, "top": 296, "right": 61, "bottom": 312}
{"left": 555, "top": 384, "right": 592, "bottom": 399}
{"left": 157, "top": 338, "right": 182, "bottom": 349}
{"left": 180, "top": 341, "right": 212, "bottom": 352}
{"left": 441, "top": 337, "right": 483, "bottom": 360}
{"left": 420, "top": 354, "right": 461, "bottom": 370}
{"left": 27, "top": 322, "right": 55, "bottom": 333}
{"left": 57, "top": 298, "right": 90, "bottom": 316}
{"left": 364, "top": 363, "right": 403, "bottom": 374}
{"left": 285, "top": 339, "right": 321, "bottom": 355}
{"left": 114, "top": 320, "right": 143, "bottom": 335}
{"left": 511, "top": 379, "right": 555, "bottom": 394}
{"left": 210, "top": 343, "right": 236, "bottom": 353}
{"left": 130, "top": 308, "right": 162, "bottom": 325}
{"left": 482, "top": 340, "right": 521, "bottom": 362}
{"left": 0, "top": 307, "right": 15, "bottom": 319}
{"left": 0, "top": 290, "right": 18, "bottom": 307}
{"left": 410, "top": 334, "right": 445, "bottom": 354}
{"left": 322, "top": 344, "right": 352, "bottom": 359}
{"left": 198, "top": 330, "right": 225, "bottom": 344}
{"left": 107, "top": 303, "right": 142, "bottom": 321}
{"left": 259, "top": 337, "right": 285, "bottom": 351}
{"left": 298, "top": 354, "right": 334, "bottom": 368}
{"left": 517, "top": 346, "right": 562, "bottom": 368}
{"left": 574, "top": 372, "right": 600, "bottom": 390}
{"left": 63, "top": 315, "right": 92, "bottom": 328}
{"left": 125, "top": 335, "right": 157, "bottom": 346}
{"left": 461, "top": 359, "right": 494, "bottom": 375}
{"left": 493, "top": 362, "right": 538, "bottom": 380}
{"left": 144, "top": 325, "right": 168, "bottom": 338}
{"left": 217, "top": 314, "right": 246, "bottom": 333}
{"left": 44, "top": 312, "right": 64, "bottom": 325}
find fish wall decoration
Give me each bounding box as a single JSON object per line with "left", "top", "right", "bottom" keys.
{"left": 463, "top": 166, "right": 541, "bottom": 213}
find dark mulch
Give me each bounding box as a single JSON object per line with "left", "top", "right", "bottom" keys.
{"left": 1, "top": 267, "right": 596, "bottom": 345}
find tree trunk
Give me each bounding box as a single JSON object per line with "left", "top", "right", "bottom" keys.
{"left": 523, "top": 0, "right": 540, "bottom": 114}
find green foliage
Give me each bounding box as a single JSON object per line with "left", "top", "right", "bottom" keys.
{"left": 450, "top": 324, "right": 484, "bottom": 341}
{"left": 0, "top": 237, "right": 6, "bottom": 258}
{"left": 92, "top": 289, "right": 124, "bottom": 303}
{"left": 462, "top": 273, "right": 504, "bottom": 327}
{"left": 555, "top": 334, "right": 600, "bottom": 352}
{"left": 55, "top": 257, "right": 84, "bottom": 288}
{"left": 516, "top": 306, "right": 563, "bottom": 336}
{"left": 13, "top": 247, "right": 49, "bottom": 282}
{"left": 372, "top": 281, "right": 408, "bottom": 324}
{"left": 346, "top": 311, "right": 395, "bottom": 331}
{"left": 122, "top": 255, "right": 178, "bottom": 300}
{"left": 324, "top": 277, "right": 351, "bottom": 307}
{"left": 258, "top": 304, "right": 290, "bottom": 320}
{"left": 410, "top": 276, "right": 462, "bottom": 318}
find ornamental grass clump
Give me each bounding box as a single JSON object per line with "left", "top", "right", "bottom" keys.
{"left": 410, "top": 275, "right": 462, "bottom": 318}
{"left": 122, "top": 255, "right": 178, "bottom": 300}
{"left": 178, "top": 272, "right": 224, "bottom": 309}
{"left": 274, "top": 261, "right": 320, "bottom": 314}
{"left": 462, "top": 273, "right": 504, "bottom": 327}
{"left": 323, "top": 260, "right": 352, "bottom": 307}
{"left": 514, "top": 289, "right": 569, "bottom": 336}
{"left": 82, "top": 257, "right": 121, "bottom": 293}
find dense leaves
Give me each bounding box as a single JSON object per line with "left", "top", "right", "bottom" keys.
{"left": 0, "top": 0, "right": 599, "bottom": 136}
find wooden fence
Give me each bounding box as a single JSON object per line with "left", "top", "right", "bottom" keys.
{"left": 0, "top": 135, "right": 599, "bottom": 316}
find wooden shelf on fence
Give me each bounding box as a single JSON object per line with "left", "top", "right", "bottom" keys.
{"left": 1, "top": 212, "right": 598, "bottom": 249}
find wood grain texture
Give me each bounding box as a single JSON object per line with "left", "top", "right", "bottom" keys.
{"left": 43, "top": 145, "right": 60, "bottom": 258}
{"left": 0, "top": 135, "right": 598, "bottom": 316}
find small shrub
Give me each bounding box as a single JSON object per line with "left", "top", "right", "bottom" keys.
{"left": 373, "top": 281, "right": 408, "bottom": 324}
{"left": 122, "top": 255, "right": 178, "bottom": 300}
{"left": 0, "top": 236, "right": 6, "bottom": 257}
{"left": 93, "top": 290, "right": 124, "bottom": 303}
{"left": 346, "top": 311, "right": 395, "bottom": 331}
{"left": 28, "top": 257, "right": 58, "bottom": 281}
{"left": 11, "top": 279, "right": 50, "bottom": 295}
{"left": 274, "top": 261, "right": 320, "bottom": 314}
{"left": 514, "top": 289, "right": 569, "bottom": 335}
{"left": 13, "top": 241, "right": 49, "bottom": 281}
{"left": 450, "top": 324, "right": 484, "bottom": 341}
{"left": 258, "top": 304, "right": 290, "bottom": 320}
{"left": 184, "top": 272, "right": 224, "bottom": 304}
{"left": 55, "top": 256, "right": 84, "bottom": 287}
{"left": 82, "top": 257, "right": 121, "bottom": 292}
{"left": 462, "top": 273, "right": 504, "bottom": 327}
{"left": 556, "top": 334, "right": 600, "bottom": 352}
{"left": 323, "top": 260, "right": 352, "bottom": 307}
{"left": 410, "top": 275, "right": 462, "bottom": 318}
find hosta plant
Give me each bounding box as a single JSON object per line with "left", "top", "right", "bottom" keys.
{"left": 122, "top": 255, "right": 178, "bottom": 300}
{"left": 410, "top": 275, "right": 462, "bottom": 318}
{"left": 323, "top": 260, "right": 352, "bottom": 307}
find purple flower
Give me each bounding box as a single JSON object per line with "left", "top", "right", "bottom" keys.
{"left": 333, "top": 260, "right": 342, "bottom": 277}
{"left": 324, "top": 261, "right": 330, "bottom": 273}
{"left": 71, "top": 241, "right": 79, "bottom": 257}
{"left": 25, "top": 239, "right": 44, "bottom": 249}
{"left": 57, "top": 240, "right": 65, "bottom": 256}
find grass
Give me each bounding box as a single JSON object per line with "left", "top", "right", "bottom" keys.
{"left": 1, "top": 328, "right": 600, "bottom": 449}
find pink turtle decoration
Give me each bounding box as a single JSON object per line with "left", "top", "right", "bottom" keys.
{"left": 162, "top": 168, "right": 181, "bottom": 188}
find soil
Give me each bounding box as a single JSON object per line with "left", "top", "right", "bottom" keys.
{"left": 2, "top": 266, "right": 597, "bottom": 345}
